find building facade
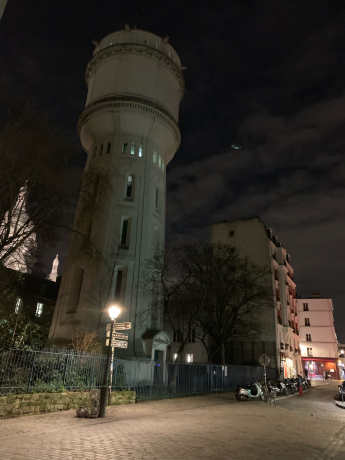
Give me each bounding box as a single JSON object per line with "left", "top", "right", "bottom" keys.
{"left": 297, "top": 294, "right": 339, "bottom": 379}
{"left": 49, "top": 26, "right": 184, "bottom": 359}
{"left": 211, "top": 217, "right": 302, "bottom": 376}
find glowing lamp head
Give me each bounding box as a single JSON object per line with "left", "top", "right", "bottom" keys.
{"left": 109, "top": 305, "right": 121, "bottom": 321}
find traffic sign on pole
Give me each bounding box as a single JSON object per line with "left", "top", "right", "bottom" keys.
{"left": 106, "top": 331, "right": 128, "bottom": 340}
{"left": 106, "top": 322, "right": 131, "bottom": 331}
{"left": 112, "top": 340, "right": 128, "bottom": 349}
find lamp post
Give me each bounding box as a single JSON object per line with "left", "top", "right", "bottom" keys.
{"left": 99, "top": 305, "right": 121, "bottom": 418}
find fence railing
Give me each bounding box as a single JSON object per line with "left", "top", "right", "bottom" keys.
{"left": 0, "top": 349, "right": 277, "bottom": 400}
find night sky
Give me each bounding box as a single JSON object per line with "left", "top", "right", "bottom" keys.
{"left": 1, "top": 1, "right": 344, "bottom": 339}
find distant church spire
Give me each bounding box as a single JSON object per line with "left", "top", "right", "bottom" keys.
{"left": 47, "top": 254, "right": 59, "bottom": 282}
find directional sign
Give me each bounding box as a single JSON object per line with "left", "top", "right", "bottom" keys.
{"left": 112, "top": 340, "right": 128, "bottom": 349}
{"left": 113, "top": 332, "right": 128, "bottom": 341}
{"left": 106, "top": 322, "right": 132, "bottom": 332}
{"left": 107, "top": 331, "right": 128, "bottom": 340}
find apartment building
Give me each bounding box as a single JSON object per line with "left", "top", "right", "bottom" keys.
{"left": 297, "top": 294, "right": 339, "bottom": 379}
{"left": 211, "top": 217, "right": 302, "bottom": 377}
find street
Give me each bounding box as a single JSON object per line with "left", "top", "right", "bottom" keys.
{"left": 1, "top": 381, "right": 344, "bottom": 460}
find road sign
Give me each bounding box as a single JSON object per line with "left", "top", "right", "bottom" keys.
{"left": 106, "top": 331, "right": 128, "bottom": 339}
{"left": 107, "top": 331, "right": 128, "bottom": 340}
{"left": 112, "top": 340, "right": 128, "bottom": 349}
{"left": 113, "top": 332, "right": 128, "bottom": 341}
{"left": 106, "top": 339, "right": 129, "bottom": 348}
{"left": 259, "top": 354, "right": 270, "bottom": 367}
{"left": 106, "top": 322, "right": 132, "bottom": 331}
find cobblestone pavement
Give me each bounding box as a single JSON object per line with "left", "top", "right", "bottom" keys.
{"left": 1, "top": 381, "right": 345, "bottom": 460}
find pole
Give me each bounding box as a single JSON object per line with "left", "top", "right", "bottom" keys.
{"left": 99, "top": 318, "right": 115, "bottom": 418}
{"left": 264, "top": 365, "right": 267, "bottom": 384}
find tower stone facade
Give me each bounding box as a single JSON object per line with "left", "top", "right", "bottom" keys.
{"left": 49, "top": 26, "right": 184, "bottom": 358}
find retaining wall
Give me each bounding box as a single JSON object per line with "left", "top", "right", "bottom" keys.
{"left": 0, "top": 390, "right": 135, "bottom": 419}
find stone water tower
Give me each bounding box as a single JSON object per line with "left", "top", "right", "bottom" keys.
{"left": 49, "top": 26, "right": 184, "bottom": 359}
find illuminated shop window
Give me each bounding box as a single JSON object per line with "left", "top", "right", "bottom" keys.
{"left": 186, "top": 354, "right": 193, "bottom": 363}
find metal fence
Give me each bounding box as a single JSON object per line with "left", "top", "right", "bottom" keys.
{"left": 0, "top": 349, "right": 277, "bottom": 399}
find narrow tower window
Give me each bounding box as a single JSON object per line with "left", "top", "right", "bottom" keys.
{"left": 158, "top": 155, "right": 162, "bottom": 168}
{"left": 153, "top": 151, "right": 157, "bottom": 164}
{"left": 126, "top": 175, "right": 133, "bottom": 198}
{"left": 122, "top": 142, "right": 128, "bottom": 154}
{"left": 139, "top": 143, "right": 143, "bottom": 157}
{"left": 155, "top": 187, "right": 160, "bottom": 210}
{"left": 106, "top": 142, "right": 111, "bottom": 154}
{"left": 121, "top": 220, "right": 129, "bottom": 246}
{"left": 131, "top": 142, "right": 136, "bottom": 155}
{"left": 162, "top": 160, "right": 165, "bottom": 172}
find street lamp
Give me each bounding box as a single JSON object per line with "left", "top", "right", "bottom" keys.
{"left": 99, "top": 304, "right": 121, "bottom": 418}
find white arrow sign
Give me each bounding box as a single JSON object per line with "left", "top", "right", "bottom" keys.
{"left": 106, "top": 331, "right": 128, "bottom": 341}
{"left": 106, "top": 322, "right": 132, "bottom": 331}
{"left": 112, "top": 340, "right": 128, "bottom": 349}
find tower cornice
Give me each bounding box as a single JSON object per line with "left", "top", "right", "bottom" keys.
{"left": 85, "top": 43, "right": 185, "bottom": 101}
{"left": 77, "top": 94, "right": 181, "bottom": 148}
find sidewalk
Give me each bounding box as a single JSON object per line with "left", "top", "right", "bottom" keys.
{"left": 1, "top": 391, "right": 345, "bottom": 459}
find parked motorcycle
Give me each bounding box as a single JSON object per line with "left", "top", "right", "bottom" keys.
{"left": 236, "top": 379, "right": 265, "bottom": 401}
{"left": 284, "top": 378, "right": 297, "bottom": 394}
{"left": 275, "top": 380, "right": 289, "bottom": 396}
{"left": 338, "top": 381, "right": 345, "bottom": 401}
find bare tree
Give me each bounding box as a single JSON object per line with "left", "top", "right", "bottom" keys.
{"left": 181, "top": 242, "right": 273, "bottom": 364}
{"left": 140, "top": 244, "right": 197, "bottom": 362}
{"left": 0, "top": 104, "right": 110, "bottom": 275}
{"left": 142, "top": 242, "right": 273, "bottom": 364}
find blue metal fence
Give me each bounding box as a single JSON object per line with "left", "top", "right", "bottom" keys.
{"left": 0, "top": 349, "right": 277, "bottom": 399}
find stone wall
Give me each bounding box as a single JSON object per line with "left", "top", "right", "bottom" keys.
{"left": 0, "top": 390, "right": 135, "bottom": 419}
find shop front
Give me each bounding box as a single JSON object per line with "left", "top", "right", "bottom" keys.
{"left": 302, "top": 358, "right": 339, "bottom": 379}
{"left": 280, "top": 353, "right": 296, "bottom": 378}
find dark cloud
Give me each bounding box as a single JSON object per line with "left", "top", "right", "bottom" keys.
{"left": 0, "top": 0, "right": 344, "bottom": 338}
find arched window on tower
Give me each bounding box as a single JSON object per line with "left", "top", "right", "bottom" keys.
{"left": 153, "top": 151, "right": 157, "bottom": 164}
{"left": 162, "top": 160, "right": 165, "bottom": 172}
{"left": 139, "top": 143, "right": 143, "bottom": 157}
{"left": 158, "top": 155, "right": 161, "bottom": 168}
{"left": 155, "top": 187, "right": 160, "bottom": 211}
{"left": 126, "top": 175, "right": 133, "bottom": 198}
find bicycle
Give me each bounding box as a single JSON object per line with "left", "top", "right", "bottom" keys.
{"left": 262, "top": 382, "right": 276, "bottom": 407}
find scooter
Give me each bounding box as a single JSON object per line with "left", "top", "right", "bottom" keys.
{"left": 236, "top": 379, "right": 265, "bottom": 401}
{"left": 284, "top": 378, "right": 297, "bottom": 394}
{"left": 275, "top": 380, "right": 289, "bottom": 396}
{"left": 338, "top": 381, "right": 345, "bottom": 401}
